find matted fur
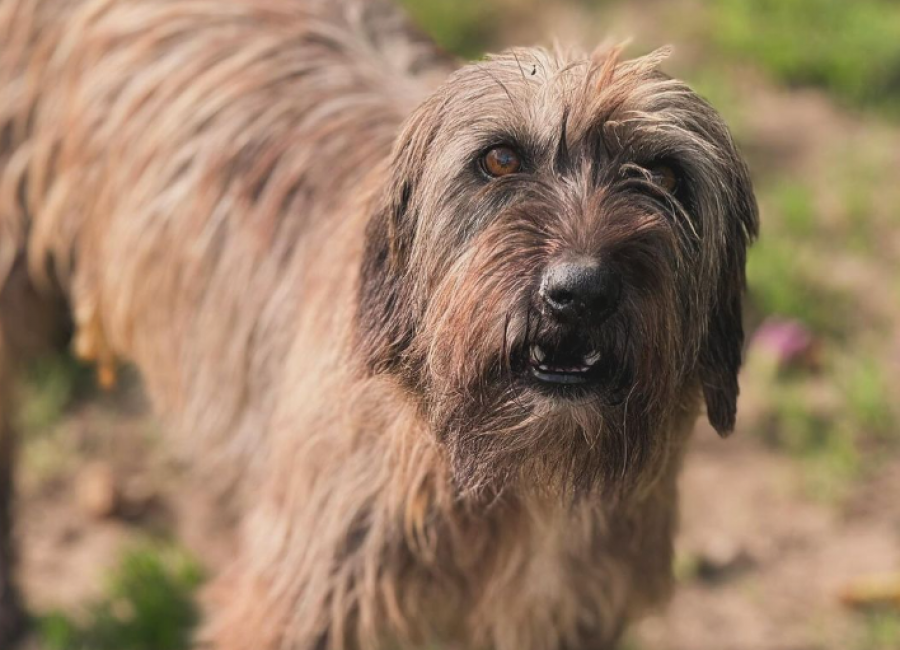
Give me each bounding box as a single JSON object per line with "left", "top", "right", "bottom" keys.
{"left": 0, "top": 1, "right": 758, "bottom": 648}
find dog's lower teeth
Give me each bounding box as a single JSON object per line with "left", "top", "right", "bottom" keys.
{"left": 532, "top": 347, "right": 596, "bottom": 376}
{"left": 537, "top": 365, "right": 588, "bottom": 375}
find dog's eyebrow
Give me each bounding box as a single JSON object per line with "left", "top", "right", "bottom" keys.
{"left": 554, "top": 106, "right": 571, "bottom": 173}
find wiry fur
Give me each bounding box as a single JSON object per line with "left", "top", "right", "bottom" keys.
{"left": 0, "top": 1, "right": 757, "bottom": 648}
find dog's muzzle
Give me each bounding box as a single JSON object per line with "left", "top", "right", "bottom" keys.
{"left": 527, "top": 255, "right": 623, "bottom": 387}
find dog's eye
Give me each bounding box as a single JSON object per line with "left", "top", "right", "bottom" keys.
{"left": 482, "top": 146, "right": 522, "bottom": 178}
{"left": 648, "top": 164, "right": 678, "bottom": 193}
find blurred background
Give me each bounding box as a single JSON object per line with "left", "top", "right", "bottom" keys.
{"left": 13, "top": 1, "right": 900, "bottom": 649}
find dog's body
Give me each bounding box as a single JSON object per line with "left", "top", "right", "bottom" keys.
{"left": 0, "top": 1, "right": 757, "bottom": 648}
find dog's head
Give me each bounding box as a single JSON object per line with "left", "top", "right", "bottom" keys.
{"left": 359, "top": 47, "right": 757, "bottom": 495}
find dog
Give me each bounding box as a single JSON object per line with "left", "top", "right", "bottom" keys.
{"left": 0, "top": 0, "right": 758, "bottom": 648}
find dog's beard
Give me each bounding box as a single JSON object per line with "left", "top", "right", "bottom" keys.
{"left": 409, "top": 217, "right": 688, "bottom": 500}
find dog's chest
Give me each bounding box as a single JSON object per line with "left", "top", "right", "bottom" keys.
{"left": 429, "top": 497, "right": 635, "bottom": 649}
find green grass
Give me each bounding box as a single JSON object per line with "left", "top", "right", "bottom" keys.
{"left": 858, "top": 611, "right": 900, "bottom": 650}
{"left": 38, "top": 544, "right": 204, "bottom": 650}
{"left": 687, "top": 68, "right": 748, "bottom": 138}
{"left": 397, "top": 0, "right": 501, "bottom": 58}
{"left": 771, "top": 182, "right": 817, "bottom": 238}
{"left": 745, "top": 174, "right": 877, "bottom": 337}
{"left": 711, "top": 0, "right": 900, "bottom": 117}
{"left": 841, "top": 356, "right": 895, "bottom": 441}
{"left": 618, "top": 636, "right": 647, "bottom": 650}
{"left": 745, "top": 181, "right": 825, "bottom": 329}
{"left": 831, "top": 145, "right": 899, "bottom": 253}
{"left": 751, "top": 346, "right": 898, "bottom": 501}
{"left": 405, "top": 0, "right": 900, "bottom": 119}
{"left": 759, "top": 377, "right": 861, "bottom": 500}
{"left": 16, "top": 353, "right": 94, "bottom": 435}
{"left": 746, "top": 235, "right": 847, "bottom": 337}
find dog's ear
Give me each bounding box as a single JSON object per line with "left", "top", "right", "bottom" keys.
{"left": 357, "top": 96, "right": 443, "bottom": 374}
{"left": 699, "top": 154, "right": 759, "bottom": 436}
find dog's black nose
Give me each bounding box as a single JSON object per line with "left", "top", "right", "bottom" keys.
{"left": 540, "top": 257, "right": 622, "bottom": 322}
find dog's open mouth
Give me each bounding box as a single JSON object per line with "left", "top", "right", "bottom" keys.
{"left": 509, "top": 317, "right": 630, "bottom": 398}
{"left": 528, "top": 344, "right": 601, "bottom": 385}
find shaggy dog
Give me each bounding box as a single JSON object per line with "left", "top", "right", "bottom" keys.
{"left": 0, "top": 0, "right": 758, "bottom": 648}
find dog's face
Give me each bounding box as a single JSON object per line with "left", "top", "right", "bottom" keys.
{"left": 360, "top": 47, "right": 758, "bottom": 494}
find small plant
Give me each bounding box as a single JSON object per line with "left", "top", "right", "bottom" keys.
{"left": 746, "top": 235, "right": 846, "bottom": 337}
{"left": 858, "top": 610, "right": 900, "bottom": 650}
{"left": 841, "top": 356, "right": 897, "bottom": 443}
{"left": 16, "top": 353, "right": 93, "bottom": 435}
{"left": 37, "top": 544, "right": 204, "bottom": 650}
{"left": 771, "top": 182, "right": 816, "bottom": 239}
{"left": 762, "top": 378, "right": 861, "bottom": 500}
{"left": 617, "top": 636, "right": 646, "bottom": 650}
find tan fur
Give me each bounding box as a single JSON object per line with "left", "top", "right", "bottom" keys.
{"left": 0, "top": 1, "right": 757, "bottom": 648}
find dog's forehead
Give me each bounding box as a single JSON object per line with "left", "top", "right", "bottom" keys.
{"left": 446, "top": 52, "right": 590, "bottom": 131}
{"left": 443, "top": 47, "right": 697, "bottom": 150}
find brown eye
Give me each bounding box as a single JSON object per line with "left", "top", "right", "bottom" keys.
{"left": 482, "top": 146, "right": 522, "bottom": 178}
{"left": 648, "top": 164, "right": 679, "bottom": 193}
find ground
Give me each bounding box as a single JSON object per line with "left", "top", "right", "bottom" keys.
{"left": 9, "top": 1, "right": 900, "bottom": 649}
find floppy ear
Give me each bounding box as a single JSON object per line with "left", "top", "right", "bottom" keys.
{"left": 357, "top": 96, "right": 443, "bottom": 374}
{"left": 357, "top": 185, "right": 415, "bottom": 375}
{"left": 699, "top": 155, "right": 759, "bottom": 436}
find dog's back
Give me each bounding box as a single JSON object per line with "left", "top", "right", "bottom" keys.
{"left": 0, "top": 0, "right": 443, "bottom": 468}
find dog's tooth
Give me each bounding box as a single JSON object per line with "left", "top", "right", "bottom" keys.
{"left": 531, "top": 345, "right": 546, "bottom": 362}
{"left": 583, "top": 350, "right": 601, "bottom": 366}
